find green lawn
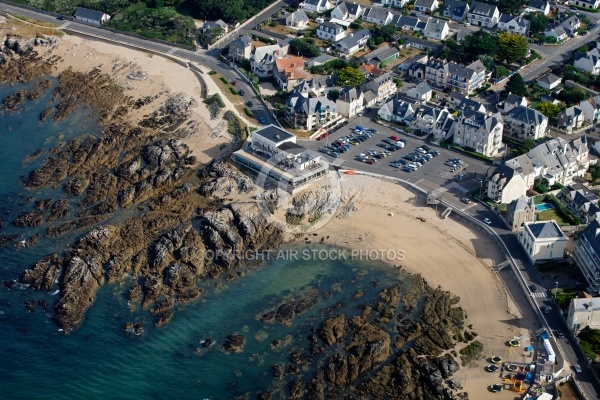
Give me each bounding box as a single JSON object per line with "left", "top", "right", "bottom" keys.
{"left": 537, "top": 209, "right": 567, "bottom": 225}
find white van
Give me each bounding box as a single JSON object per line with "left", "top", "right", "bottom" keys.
{"left": 395, "top": 141, "right": 405, "bottom": 148}
{"left": 316, "top": 17, "right": 325, "bottom": 23}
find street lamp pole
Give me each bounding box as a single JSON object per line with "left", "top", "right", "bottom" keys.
{"left": 554, "top": 282, "right": 559, "bottom": 301}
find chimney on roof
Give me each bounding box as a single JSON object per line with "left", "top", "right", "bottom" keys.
{"left": 275, "top": 134, "right": 280, "bottom": 139}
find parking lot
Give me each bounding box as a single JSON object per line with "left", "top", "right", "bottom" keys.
{"left": 298, "top": 111, "right": 492, "bottom": 190}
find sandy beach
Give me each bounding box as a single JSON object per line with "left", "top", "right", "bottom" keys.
{"left": 51, "top": 33, "right": 538, "bottom": 397}
{"left": 37, "top": 32, "right": 235, "bottom": 164}
{"left": 318, "top": 175, "right": 540, "bottom": 398}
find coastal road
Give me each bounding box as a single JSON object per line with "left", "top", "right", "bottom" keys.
{"left": 2, "top": 1, "right": 599, "bottom": 396}
{"left": 518, "top": 11, "right": 600, "bottom": 83}
{"left": 442, "top": 189, "right": 600, "bottom": 399}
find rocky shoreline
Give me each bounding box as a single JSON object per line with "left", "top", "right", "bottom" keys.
{"left": 0, "top": 34, "right": 484, "bottom": 398}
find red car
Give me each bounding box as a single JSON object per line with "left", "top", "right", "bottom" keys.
{"left": 390, "top": 135, "right": 399, "bottom": 141}
{"left": 365, "top": 160, "right": 375, "bottom": 165}
{"left": 231, "top": 80, "right": 238, "bottom": 86}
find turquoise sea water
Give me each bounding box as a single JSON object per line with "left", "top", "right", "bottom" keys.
{"left": 0, "top": 80, "right": 405, "bottom": 399}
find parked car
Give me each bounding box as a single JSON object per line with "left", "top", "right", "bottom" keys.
{"left": 390, "top": 135, "right": 400, "bottom": 141}
{"left": 529, "top": 285, "right": 537, "bottom": 292}
{"left": 483, "top": 218, "right": 492, "bottom": 225}
{"left": 461, "top": 198, "right": 471, "bottom": 204}
{"left": 575, "top": 364, "right": 582, "bottom": 373}
{"left": 259, "top": 117, "right": 266, "bottom": 124}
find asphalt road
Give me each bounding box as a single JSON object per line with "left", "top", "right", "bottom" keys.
{"left": 1, "top": 2, "right": 599, "bottom": 397}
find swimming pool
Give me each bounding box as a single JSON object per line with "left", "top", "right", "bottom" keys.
{"left": 536, "top": 203, "right": 554, "bottom": 212}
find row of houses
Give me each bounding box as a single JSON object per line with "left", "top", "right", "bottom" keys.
{"left": 284, "top": 67, "right": 398, "bottom": 130}
{"left": 487, "top": 136, "right": 592, "bottom": 204}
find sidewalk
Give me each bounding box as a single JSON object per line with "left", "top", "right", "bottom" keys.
{"left": 195, "top": 63, "right": 256, "bottom": 128}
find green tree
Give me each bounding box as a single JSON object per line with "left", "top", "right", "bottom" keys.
{"left": 327, "top": 89, "right": 340, "bottom": 101}
{"left": 534, "top": 102, "right": 561, "bottom": 119}
{"left": 289, "top": 39, "right": 320, "bottom": 58}
{"left": 461, "top": 31, "right": 498, "bottom": 62}
{"left": 337, "top": 66, "right": 365, "bottom": 87}
{"left": 379, "top": 24, "right": 398, "bottom": 42}
{"left": 497, "top": 32, "right": 528, "bottom": 64}
{"left": 505, "top": 73, "right": 528, "bottom": 97}
{"left": 527, "top": 12, "right": 547, "bottom": 35}
{"left": 534, "top": 178, "right": 549, "bottom": 193}
{"left": 557, "top": 87, "right": 587, "bottom": 105}
{"left": 478, "top": 54, "right": 495, "bottom": 69}
{"left": 494, "top": 66, "right": 510, "bottom": 79}
{"left": 521, "top": 138, "right": 536, "bottom": 152}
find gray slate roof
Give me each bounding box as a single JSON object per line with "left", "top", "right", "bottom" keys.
{"left": 527, "top": 221, "right": 565, "bottom": 239}
{"left": 508, "top": 196, "right": 534, "bottom": 214}
{"left": 528, "top": 0, "right": 549, "bottom": 10}
{"left": 507, "top": 106, "right": 546, "bottom": 126}
{"left": 469, "top": 1, "right": 497, "bottom": 17}
{"left": 444, "top": 0, "right": 469, "bottom": 18}
{"left": 253, "top": 125, "right": 295, "bottom": 143}
{"left": 74, "top": 7, "right": 108, "bottom": 21}
{"left": 415, "top": 0, "right": 437, "bottom": 9}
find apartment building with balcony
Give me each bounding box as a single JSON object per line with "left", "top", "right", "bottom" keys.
{"left": 425, "top": 58, "right": 486, "bottom": 94}
{"left": 453, "top": 109, "right": 503, "bottom": 157}
{"left": 503, "top": 106, "right": 548, "bottom": 141}
{"left": 574, "top": 219, "right": 600, "bottom": 295}
{"left": 486, "top": 164, "right": 528, "bottom": 204}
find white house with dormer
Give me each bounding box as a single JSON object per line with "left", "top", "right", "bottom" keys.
{"left": 423, "top": 18, "right": 449, "bottom": 40}
{"left": 574, "top": 48, "right": 600, "bottom": 75}
{"left": 498, "top": 14, "right": 529, "bottom": 36}
{"left": 316, "top": 22, "right": 346, "bottom": 42}
{"left": 300, "top": 0, "right": 333, "bottom": 12}
{"left": 467, "top": 1, "right": 500, "bottom": 28}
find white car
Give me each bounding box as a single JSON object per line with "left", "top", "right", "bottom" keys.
{"left": 483, "top": 218, "right": 492, "bottom": 225}
{"left": 575, "top": 364, "right": 582, "bottom": 373}
{"left": 464, "top": 22, "right": 470, "bottom": 26}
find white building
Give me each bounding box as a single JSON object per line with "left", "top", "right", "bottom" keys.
{"left": 573, "top": 0, "right": 600, "bottom": 9}
{"left": 567, "top": 295, "right": 600, "bottom": 333}
{"left": 407, "top": 82, "right": 433, "bottom": 101}
{"left": 414, "top": 0, "right": 439, "bottom": 13}
{"left": 545, "top": 26, "right": 567, "bottom": 42}
{"left": 453, "top": 110, "right": 503, "bottom": 157}
{"left": 336, "top": 86, "right": 365, "bottom": 118}
{"left": 232, "top": 125, "right": 328, "bottom": 193}
{"left": 527, "top": 0, "right": 551, "bottom": 15}
{"left": 503, "top": 106, "right": 548, "bottom": 141}
{"left": 286, "top": 10, "right": 309, "bottom": 29}
{"left": 467, "top": 1, "right": 500, "bottom": 28}
{"left": 498, "top": 14, "right": 529, "bottom": 36}
{"left": 316, "top": 22, "right": 346, "bottom": 42}
{"left": 574, "top": 48, "right": 600, "bottom": 75}
{"left": 73, "top": 7, "right": 111, "bottom": 26}
{"left": 486, "top": 165, "right": 528, "bottom": 204}
{"left": 250, "top": 44, "right": 286, "bottom": 78}
{"left": 362, "top": 7, "right": 394, "bottom": 25}
{"left": 423, "top": 18, "right": 449, "bottom": 40}
{"left": 330, "top": 2, "right": 365, "bottom": 24}
{"left": 519, "top": 221, "right": 567, "bottom": 262}
{"left": 537, "top": 74, "right": 562, "bottom": 90}
{"left": 300, "top": 0, "right": 333, "bottom": 13}
{"left": 333, "top": 29, "right": 371, "bottom": 55}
